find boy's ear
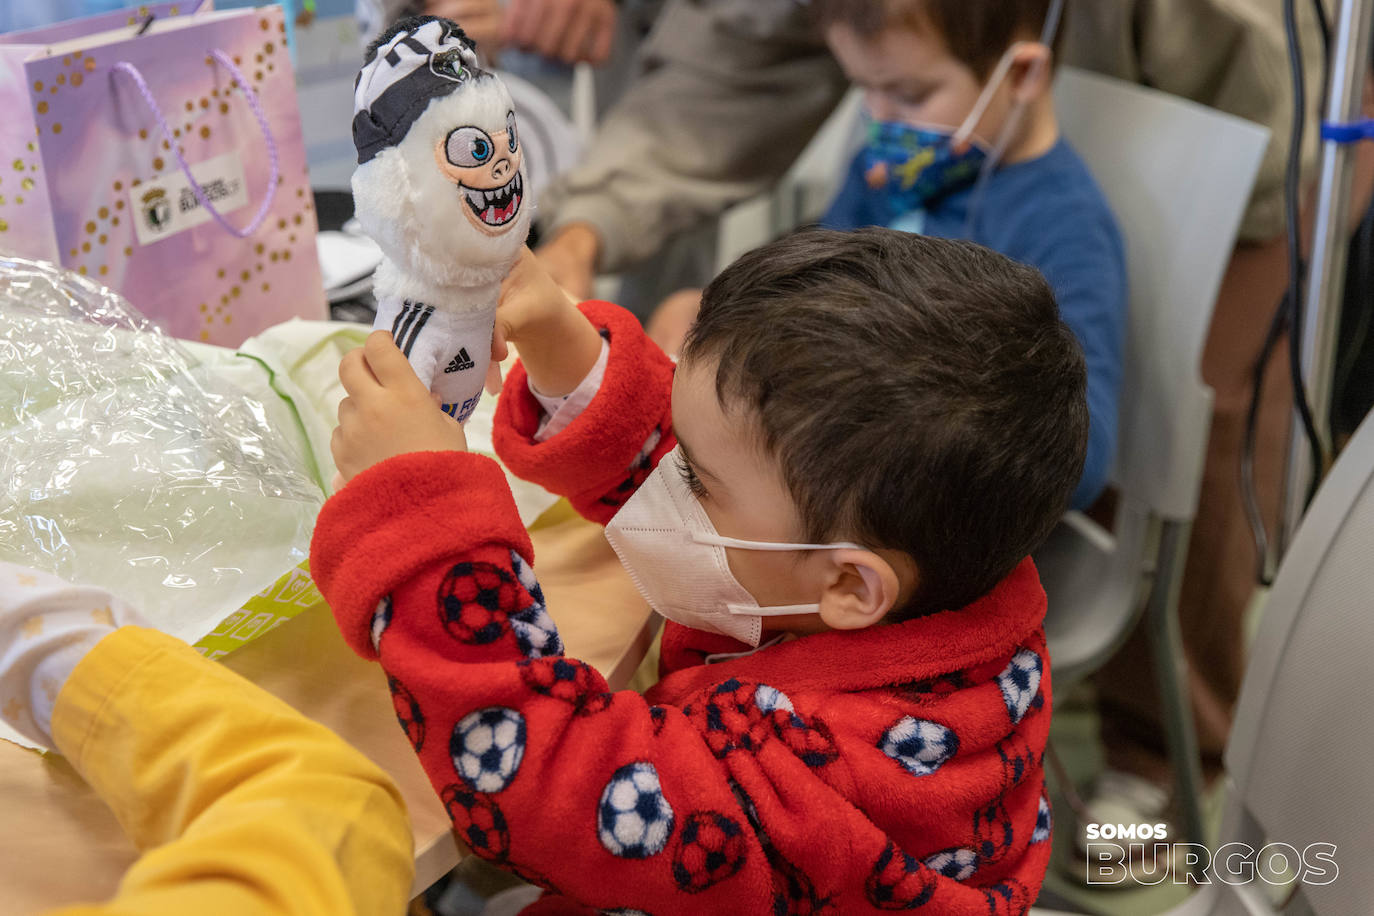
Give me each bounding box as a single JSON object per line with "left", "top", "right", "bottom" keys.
{"left": 817, "top": 549, "right": 904, "bottom": 631}
{"left": 1009, "top": 42, "right": 1054, "bottom": 103}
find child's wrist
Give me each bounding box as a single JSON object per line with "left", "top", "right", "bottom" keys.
{"left": 520, "top": 307, "right": 603, "bottom": 398}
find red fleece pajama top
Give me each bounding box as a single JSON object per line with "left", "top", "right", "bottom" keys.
{"left": 310, "top": 301, "right": 1055, "bottom": 915}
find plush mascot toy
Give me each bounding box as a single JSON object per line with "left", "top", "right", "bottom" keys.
{"left": 351, "top": 15, "right": 529, "bottom": 423}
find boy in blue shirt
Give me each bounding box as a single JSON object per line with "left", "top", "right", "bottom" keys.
{"left": 816, "top": 0, "right": 1125, "bottom": 511}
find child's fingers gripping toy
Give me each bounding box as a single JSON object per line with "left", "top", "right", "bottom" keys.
{"left": 351, "top": 15, "right": 530, "bottom": 424}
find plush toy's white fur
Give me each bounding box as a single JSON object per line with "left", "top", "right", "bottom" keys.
{"left": 353, "top": 76, "right": 530, "bottom": 312}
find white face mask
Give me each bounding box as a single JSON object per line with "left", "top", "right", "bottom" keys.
{"left": 604, "top": 446, "right": 859, "bottom": 647}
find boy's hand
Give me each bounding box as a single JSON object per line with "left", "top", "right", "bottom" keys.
{"left": 493, "top": 246, "right": 578, "bottom": 362}
{"left": 492, "top": 248, "right": 603, "bottom": 398}
{"left": 332, "top": 331, "right": 468, "bottom": 484}
{"left": 534, "top": 223, "right": 599, "bottom": 301}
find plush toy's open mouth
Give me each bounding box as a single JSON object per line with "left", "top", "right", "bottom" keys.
{"left": 461, "top": 172, "right": 523, "bottom": 228}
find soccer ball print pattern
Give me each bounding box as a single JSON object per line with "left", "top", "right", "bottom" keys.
{"left": 452, "top": 707, "right": 527, "bottom": 793}
{"left": 997, "top": 649, "right": 1042, "bottom": 724}
{"left": 598, "top": 762, "right": 675, "bottom": 859}
{"left": 437, "top": 555, "right": 563, "bottom": 658}
{"left": 671, "top": 810, "right": 747, "bottom": 892}
{"left": 924, "top": 847, "right": 978, "bottom": 882}
{"left": 442, "top": 784, "right": 511, "bottom": 863}
{"left": 879, "top": 716, "right": 959, "bottom": 777}
{"left": 865, "top": 841, "right": 937, "bottom": 910}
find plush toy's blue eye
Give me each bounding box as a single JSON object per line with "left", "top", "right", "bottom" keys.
{"left": 445, "top": 126, "right": 496, "bottom": 168}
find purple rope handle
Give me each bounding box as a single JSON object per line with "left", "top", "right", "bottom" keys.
{"left": 112, "top": 50, "right": 279, "bottom": 238}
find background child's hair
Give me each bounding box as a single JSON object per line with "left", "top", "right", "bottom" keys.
{"left": 810, "top": 0, "right": 1065, "bottom": 80}
{"left": 683, "top": 227, "right": 1088, "bottom": 619}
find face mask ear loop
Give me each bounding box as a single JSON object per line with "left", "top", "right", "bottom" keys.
{"left": 962, "top": 0, "right": 1066, "bottom": 236}
{"left": 952, "top": 44, "right": 1026, "bottom": 149}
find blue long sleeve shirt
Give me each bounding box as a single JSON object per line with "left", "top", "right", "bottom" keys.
{"left": 823, "top": 139, "right": 1127, "bottom": 510}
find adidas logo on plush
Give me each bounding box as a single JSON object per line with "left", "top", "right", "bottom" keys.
{"left": 445, "top": 348, "right": 476, "bottom": 373}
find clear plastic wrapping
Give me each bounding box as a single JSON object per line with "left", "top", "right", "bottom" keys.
{"left": 0, "top": 255, "right": 322, "bottom": 644}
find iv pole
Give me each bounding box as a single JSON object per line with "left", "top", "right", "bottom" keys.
{"left": 1281, "top": 0, "right": 1374, "bottom": 550}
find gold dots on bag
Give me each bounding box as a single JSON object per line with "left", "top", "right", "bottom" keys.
{"left": 277, "top": 217, "right": 286, "bottom": 230}
{"left": 78, "top": 265, "right": 87, "bottom": 275}
{"left": 12, "top": 159, "right": 23, "bottom": 171}
{"left": 200, "top": 98, "right": 209, "bottom": 109}
{"left": 55, "top": 74, "right": 65, "bottom": 85}
{"left": 82, "top": 241, "right": 90, "bottom": 252}
{"left": 240, "top": 269, "right": 250, "bottom": 282}
{"left": 70, "top": 248, "right": 78, "bottom": 258}
{"left": 153, "top": 157, "right": 164, "bottom": 171}
{"left": 21, "top": 179, "right": 33, "bottom": 192}
{"left": 98, "top": 206, "right": 109, "bottom": 219}
{"left": 255, "top": 53, "right": 263, "bottom": 64}
{"left": 98, "top": 234, "right": 107, "bottom": 244}
{"left": 200, "top": 126, "right": 211, "bottom": 140}
{"left": 84, "top": 58, "right": 96, "bottom": 73}
{"left": 230, "top": 285, "right": 241, "bottom": 298}
{"left": 261, "top": 282, "right": 270, "bottom": 293}
{"left": 33, "top": 80, "right": 43, "bottom": 92}
{"left": 282, "top": 250, "right": 292, "bottom": 261}
{"left": 61, "top": 56, "right": 71, "bottom": 67}
{"left": 113, "top": 180, "right": 122, "bottom": 191}
{"left": 199, "top": 303, "right": 208, "bottom": 313}
{"left": 0, "top": 219, "right": 8, "bottom": 233}
{"left": 138, "top": 128, "right": 148, "bottom": 140}
{"left": 52, "top": 123, "right": 62, "bottom": 135}
{"left": 85, "top": 221, "right": 96, "bottom": 233}
{"left": 14, "top": 196, "right": 22, "bottom": 205}
{"left": 216, "top": 268, "right": 225, "bottom": 279}
{"left": 254, "top": 71, "right": 263, "bottom": 82}
{"left": 70, "top": 72, "right": 83, "bottom": 88}
{"left": 115, "top": 199, "right": 124, "bottom": 210}
{"left": 254, "top": 243, "right": 264, "bottom": 255}
{"left": 123, "top": 246, "right": 132, "bottom": 257}
{"left": 185, "top": 100, "right": 193, "bottom": 113}
{"left": 200, "top": 330, "right": 210, "bottom": 342}
{"left": 98, "top": 265, "right": 107, "bottom": 276}
{"left": 111, "top": 216, "right": 120, "bottom": 227}
{"left": 37, "top": 101, "right": 48, "bottom": 115}
{"left": 260, "top": 17, "right": 270, "bottom": 30}
{"left": 224, "top": 314, "right": 232, "bottom": 325}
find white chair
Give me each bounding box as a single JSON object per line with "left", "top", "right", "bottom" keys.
{"left": 1036, "top": 68, "right": 1269, "bottom": 850}
{"left": 1034, "top": 400, "right": 1374, "bottom": 913}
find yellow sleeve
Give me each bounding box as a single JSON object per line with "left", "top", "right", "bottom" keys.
{"left": 43, "top": 627, "right": 414, "bottom": 916}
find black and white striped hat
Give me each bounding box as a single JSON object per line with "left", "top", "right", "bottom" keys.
{"left": 352, "top": 16, "right": 488, "bottom": 165}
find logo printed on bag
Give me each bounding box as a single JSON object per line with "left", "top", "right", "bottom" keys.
{"left": 445, "top": 347, "right": 476, "bottom": 373}
{"left": 141, "top": 188, "right": 173, "bottom": 232}
{"left": 129, "top": 151, "right": 249, "bottom": 246}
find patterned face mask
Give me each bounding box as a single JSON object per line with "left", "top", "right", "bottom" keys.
{"left": 859, "top": 119, "right": 989, "bottom": 215}
{"left": 858, "top": 41, "right": 1028, "bottom": 214}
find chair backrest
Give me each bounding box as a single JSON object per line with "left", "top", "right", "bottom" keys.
{"left": 1214, "top": 410, "right": 1374, "bottom": 913}
{"left": 1054, "top": 68, "right": 1269, "bottom": 520}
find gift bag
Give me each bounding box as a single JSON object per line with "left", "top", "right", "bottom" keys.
{"left": 0, "top": 2, "right": 326, "bottom": 347}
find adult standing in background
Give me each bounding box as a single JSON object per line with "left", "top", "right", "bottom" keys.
{"left": 533, "top": 0, "right": 1325, "bottom": 866}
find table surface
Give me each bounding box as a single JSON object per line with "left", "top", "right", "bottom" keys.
{"left": 0, "top": 511, "right": 657, "bottom": 913}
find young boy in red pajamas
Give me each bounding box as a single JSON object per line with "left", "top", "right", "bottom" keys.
{"left": 311, "top": 227, "right": 1088, "bottom": 914}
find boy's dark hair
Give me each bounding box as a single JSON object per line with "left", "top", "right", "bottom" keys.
{"left": 811, "top": 0, "right": 1064, "bottom": 80}
{"left": 683, "top": 228, "right": 1088, "bottom": 619}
